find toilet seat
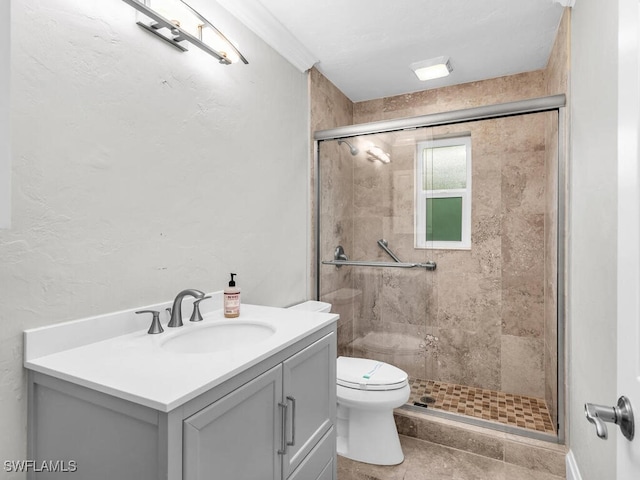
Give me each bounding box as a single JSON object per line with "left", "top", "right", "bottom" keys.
{"left": 337, "top": 356, "right": 408, "bottom": 391}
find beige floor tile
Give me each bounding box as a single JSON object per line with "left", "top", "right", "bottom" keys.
{"left": 337, "top": 436, "right": 566, "bottom": 480}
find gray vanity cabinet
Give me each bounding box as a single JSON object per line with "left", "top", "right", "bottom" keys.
{"left": 281, "top": 334, "right": 335, "bottom": 478}
{"left": 183, "top": 333, "right": 336, "bottom": 480}
{"left": 27, "top": 325, "right": 336, "bottom": 480}
{"left": 183, "top": 365, "right": 283, "bottom": 480}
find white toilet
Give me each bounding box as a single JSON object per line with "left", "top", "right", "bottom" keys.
{"left": 288, "top": 300, "right": 411, "bottom": 466}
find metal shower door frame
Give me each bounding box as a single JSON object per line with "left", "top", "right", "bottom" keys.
{"left": 313, "top": 94, "right": 567, "bottom": 444}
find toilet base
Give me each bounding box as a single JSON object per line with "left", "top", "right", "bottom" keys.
{"left": 336, "top": 402, "right": 405, "bottom": 466}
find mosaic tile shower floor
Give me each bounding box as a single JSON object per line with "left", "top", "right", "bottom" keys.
{"left": 407, "top": 378, "right": 556, "bottom": 434}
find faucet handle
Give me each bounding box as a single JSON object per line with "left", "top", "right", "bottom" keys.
{"left": 189, "top": 296, "right": 212, "bottom": 323}
{"left": 136, "top": 310, "right": 164, "bottom": 334}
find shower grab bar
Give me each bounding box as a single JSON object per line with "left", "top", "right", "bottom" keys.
{"left": 377, "top": 239, "right": 402, "bottom": 263}
{"left": 326, "top": 245, "right": 436, "bottom": 270}
{"left": 322, "top": 259, "right": 436, "bottom": 270}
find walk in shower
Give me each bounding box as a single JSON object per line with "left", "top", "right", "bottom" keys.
{"left": 315, "top": 96, "right": 565, "bottom": 442}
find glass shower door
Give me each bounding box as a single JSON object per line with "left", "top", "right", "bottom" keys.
{"left": 317, "top": 129, "right": 436, "bottom": 389}
{"left": 317, "top": 109, "right": 559, "bottom": 439}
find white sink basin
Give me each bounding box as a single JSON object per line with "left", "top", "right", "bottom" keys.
{"left": 161, "top": 321, "right": 276, "bottom": 354}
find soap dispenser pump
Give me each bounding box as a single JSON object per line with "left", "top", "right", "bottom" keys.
{"left": 224, "top": 273, "right": 240, "bottom": 318}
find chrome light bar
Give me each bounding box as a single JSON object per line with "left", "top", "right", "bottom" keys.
{"left": 121, "top": 0, "right": 248, "bottom": 65}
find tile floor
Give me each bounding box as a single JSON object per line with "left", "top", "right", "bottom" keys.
{"left": 337, "top": 435, "right": 566, "bottom": 480}
{"left": 408, "top": 378, "right": 556, "bottom": 434}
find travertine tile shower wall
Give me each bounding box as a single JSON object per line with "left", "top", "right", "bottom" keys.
{"left": 310, "top": 68, "right": 356, "bottom": 355}
{"left": 543, "top": 114, "right": 559, "bottom": 429}
{"left": 543, "top": 7, "right": 569, "bottom": 430}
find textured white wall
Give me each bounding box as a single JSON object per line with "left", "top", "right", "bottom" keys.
{"left": 569, "top": 1, "right": 619, "bottom": 478}
{"left": 0, "top": 0, "right": 9, "bottom": 229}
{"left": 0, "top": 0, "right": 309, "bottom": 468}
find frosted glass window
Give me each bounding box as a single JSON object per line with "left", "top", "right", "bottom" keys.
{"left": 423, "top": 145, "right": 467, "bottom": 190}
{"left": 416, "top": 136, "right": 471, "bottom": 250}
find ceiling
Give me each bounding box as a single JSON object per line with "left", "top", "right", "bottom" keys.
{"left": 217, "top": 0, "right": 568, "bottom": 103}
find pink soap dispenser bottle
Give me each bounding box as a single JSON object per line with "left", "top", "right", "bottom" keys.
{"left": 224, "top": 273, "right": 240, "bottom": 318}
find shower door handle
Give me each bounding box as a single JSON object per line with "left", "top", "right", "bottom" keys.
{"left": 585, "top": 396, "right": 634, "bottom": 440}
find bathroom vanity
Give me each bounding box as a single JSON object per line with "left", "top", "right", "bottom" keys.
{"left": 24, "top": 294, "right": 338, "bottom": 480}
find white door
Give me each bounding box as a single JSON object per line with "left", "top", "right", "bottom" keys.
{"left": 617, "top": 0, "right": 640, "bottom": 476}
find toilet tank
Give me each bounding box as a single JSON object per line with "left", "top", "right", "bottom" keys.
{"left": 288, "top": 300, "right": 332, "bottom": 313}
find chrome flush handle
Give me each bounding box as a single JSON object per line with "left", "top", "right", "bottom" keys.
{"left": 585, "top": 396, "right": 634, "bottom": 441}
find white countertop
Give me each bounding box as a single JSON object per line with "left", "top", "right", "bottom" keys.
{"left": 24, "top": 294, "right": 338, "bottom": 412}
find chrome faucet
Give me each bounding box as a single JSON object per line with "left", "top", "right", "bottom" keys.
{"left": 167, "top": 289, "right": 205, "bottom": 327}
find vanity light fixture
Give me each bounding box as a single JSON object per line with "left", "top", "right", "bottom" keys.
{"left": 367, "top": 146, "right": 391, "bottom": 164}
{"left": 121, "top": 0, "right": 248, "bottom": 64}
{"left": 410, "top": 56, "right": 452, "bottom": 81}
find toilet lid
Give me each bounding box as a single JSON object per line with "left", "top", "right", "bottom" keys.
{"left": 337, "top": 356, "right": 408, "bottom": 391}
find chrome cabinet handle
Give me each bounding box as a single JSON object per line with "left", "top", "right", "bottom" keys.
{"left": 585, "top": 396, "right": 634, "bottom": 440}
{"left": 277, "top": 401, "right": 288, "bottom": 455}
{"left": 286, "top": 396, "right": 296, "bottom": 447}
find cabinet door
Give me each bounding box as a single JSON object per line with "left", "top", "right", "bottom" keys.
{"left": 287, "top": 427, "right": 335, "bottom": 480}
{"left": 183, "top": 365, "right": 283, "bottom": 480}
{"left": 282, "top": 333, "right": 336, "bottom": 477}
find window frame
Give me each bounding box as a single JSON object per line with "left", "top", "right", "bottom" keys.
{"left": 415, "top": 135, "right": 472, "bottom": 250}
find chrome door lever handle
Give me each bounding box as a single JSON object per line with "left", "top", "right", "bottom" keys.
{"left": 585, "top": 403, "right": 615, "bottom": 439}
{"left": 585, "top": 396, "right": 634, "bottom": 441}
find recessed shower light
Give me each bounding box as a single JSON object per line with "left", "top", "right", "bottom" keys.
{"left": 410, "top": 56, "right": 453, "bottom": 81}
